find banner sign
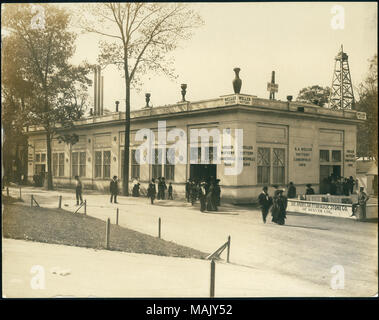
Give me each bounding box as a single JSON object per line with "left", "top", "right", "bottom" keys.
{"left": 287, "top": 199, "right": 353, "bottom": 218}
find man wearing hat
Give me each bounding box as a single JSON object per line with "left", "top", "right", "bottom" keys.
{"left": 110, "top": 176, "right": 119, "bottom": 203}
{"left": 356, "top": 187, "right": 369, "bottom": 219}
{"left": 305, "top": 184, "right": 315, "bottom": 195}
{"left": 258, "top": 186, "right": 272, "bottom": 223}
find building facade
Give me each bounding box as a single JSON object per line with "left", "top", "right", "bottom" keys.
{"left": 26, "top": 93, "right": 365, "bottom": 203}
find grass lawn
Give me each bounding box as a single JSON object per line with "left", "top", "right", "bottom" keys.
{"left": 2, "top": 202, "right": 208, "bottom": 259}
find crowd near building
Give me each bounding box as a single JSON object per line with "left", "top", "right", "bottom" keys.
{"left": 25, "top": 67, "right": 366, "bottom": 203}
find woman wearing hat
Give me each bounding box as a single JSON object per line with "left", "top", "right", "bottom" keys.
{"left": 271, "top": 188, "right": 288, "bottom": 225}
{"left": 305, "top": 184, "right": 315, "bottom": 195}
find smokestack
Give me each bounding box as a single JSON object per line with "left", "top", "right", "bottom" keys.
{"left": 94, "top": 67, "right": 98, "bottom": 115}
{"left": 96, "top": 66, "right": 101, "bottom": 116}
{"left": 100, "top": 75, "right": 104, "bottom": 115}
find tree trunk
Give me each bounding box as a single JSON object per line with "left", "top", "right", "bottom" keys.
{"left": 122, "top": 81, "right": 131, "bottom": 196}
{"left": 46, "top": 132, "right": 53, "bottom": 190}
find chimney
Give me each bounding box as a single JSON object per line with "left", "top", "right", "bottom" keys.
{"left": 100, "top": 75, "right": 104, "bottom": 115}
{"left": 93, "top": 67, "right": 98, "bottom": 115}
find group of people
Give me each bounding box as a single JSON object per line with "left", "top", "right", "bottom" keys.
{"left": 146, "top": 177, "right": 173, "bottom": 204}
{"left": 258, "top": 186, "right": 288, "bottom": 225}
{"left": 185, "top": 178, "right": 221, "bottom": 212}
{"left": 320, "top": 175, "right": 356, "bottom": 196}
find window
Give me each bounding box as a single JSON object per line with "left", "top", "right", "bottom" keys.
{"left": 95, "top": 151, "right": 102, "bottom": 178}
{"left": 34, "top": 152, "right": 46, "bottom": 175}
{"left": 273, "top": 148, "right": 285, "bottom": 184}
{"left": 204, "top": 146, "right": 217, "bottom": 164}
{"left": 52, "top": 152, "right": 64, "bottom": 177}
{"left": 72, "top": 152, "right": 79, "bottom": 176}
{"left": 152, "top": 148, "right": 163, "bottom": 179}
{"left": 95, "top": 150, "right": 111, "bottom": 178}
{"left": 131, "top": 149, "right": 140, "bottom": 179}
{"left": 164, "top": 148, "right": 175, "bottom": 180}
{"left": 103, "top": 151, "right": 111, "bottom": 178}
{"left": 332, "top": 150, "right": 341, "bottom": 162}
{"left": 58, "top": 153, "right": 64, "bottom": 177}
{"left": 72, "top": 152, "right": 86, "bottom": 177}
{"left": 190, "top": 147, "right": 201, "bottom": 163}
{"left": 257, "top": 147, "right": 286, "bottom": 185}
{"left": 257, "top": 147, "right": 270, "bottom": 184}
{"left": 320, "top": 150, "right": 329, "bottom": 162}
{"left": 53, "top": 153, "right": 58, "bottom": 177}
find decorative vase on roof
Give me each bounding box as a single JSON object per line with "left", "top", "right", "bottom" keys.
{"left": 232, "top": 67, "right": 242, "bottom": 94}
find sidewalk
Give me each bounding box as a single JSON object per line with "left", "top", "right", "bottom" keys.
{"left": 3, "top": 185, "right": 378, "bottom": 297}
{"left": 3, "top": 238, "right": 339, "bottom": 298}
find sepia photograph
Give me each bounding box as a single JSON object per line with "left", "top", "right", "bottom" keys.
{"left": 1, "top": 1, "right": 378, "bottom": 303}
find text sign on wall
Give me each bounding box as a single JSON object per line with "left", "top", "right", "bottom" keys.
{"left": 345, "top": 149, "right": 355, "bottom": 167}
{"left": 287, "top": 200, "right": 353, "bottom": 218}
{"left": 293, "top": 146, "right": 312, "bottom": 167}
{"left": 356, "top": 112, "right": 367, "bottom": 120}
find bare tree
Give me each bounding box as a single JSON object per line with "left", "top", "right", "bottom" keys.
{"left": 78, "top": 2, "right": 203, "bottom": 195}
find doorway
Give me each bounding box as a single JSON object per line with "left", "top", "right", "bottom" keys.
{"left": 190, "top": 164, "right": 216, "bottom": 182}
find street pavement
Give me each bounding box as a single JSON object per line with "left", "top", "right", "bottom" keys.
{"left": 2, "top": 186, "right": 378, "bottom": 297}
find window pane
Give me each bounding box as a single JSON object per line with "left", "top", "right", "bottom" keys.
{"left": 103, "top": 151, "right": 111, "bottom": 178}
{"left": 320, "top": 150, "right": 329, "bottom": 162}
{"left": 165, "top": 165, "right": 175, "bottom": 180}
{"left": 72, "top": 152, "right": 78, "bottom": 177}
{"left": 41, "top": 153, "right": 46, "bottom": 162}
{"left": 36, "top": 154, "right": 40, "bottom": 162}
{"left": 257, "top": 147, "right": 270, "bottom": 184}
{"left": 52, "top": 153, "right": 58, "bottom": 177}
{"left": 332, "top": 150, "right": 341, "bottom": 162}
{"left": 59, "top": 153, "right": 64, "bottom": 177}
{"left": 273, "top": 148, "right": 285, "bottom": 184}
{"left": 80, "top": 152, "right": 86, "bottom": 177}
{"left": 95, "top": 151, "right": 102, "bottom": 178}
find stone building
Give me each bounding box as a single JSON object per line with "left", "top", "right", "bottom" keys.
{"left": 26, "top": 92, "right": 365, "bottom": 203}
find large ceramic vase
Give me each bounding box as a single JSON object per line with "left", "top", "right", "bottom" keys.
{"left": 232, "top": 67, "right": 242, "bottom": 94}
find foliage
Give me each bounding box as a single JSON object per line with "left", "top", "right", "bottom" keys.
{"left": 2, "top": 3, "right": 92, "bottom": 189}
{"left": 355, "top": 55, "right": 378, "bottom": 163}
{"left": 296, "top": 85, "right": 331, "bottom": 107}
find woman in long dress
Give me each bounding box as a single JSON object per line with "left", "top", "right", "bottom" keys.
{"left": 271, "top": 189, "right": 287, "bottom": 225}
{"left": 206, "top": 183, "right": 217, "bottom": 211}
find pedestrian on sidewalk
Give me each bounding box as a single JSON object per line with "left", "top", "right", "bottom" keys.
{"left": 185, "top": 179, "right": 191, "bottom": 202}
{"left": 287, "top": 182, "right": 297, "bottom": 199}
{"left": 199, "top": 182, "right": 207, "bottom": 212}
{"left": 74, "top": 175, "right": 83, "bottom": 205}
{"left": 258, "top": 186, "right": 272, "bottom": 223}
{"left": 271, "top": 189, "right": 287, "bottom": 225}
{"left": 168, "top": 182, "right": 173, "bottom": 200}
{"left": 147, "top": 179, "right": 156, "bottom": 204}
{"left": 110, "top": 176, "right": 119, "bottom": 203}
{"left": 356, "top": 187, "right": 369, "bottom": 219}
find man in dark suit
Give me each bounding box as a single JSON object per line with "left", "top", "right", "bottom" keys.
{"left": 258, "top": 186, "right": 272, "bottom": 223}
{"left": 110, "top": 176, "right": 119, "bottom": 203}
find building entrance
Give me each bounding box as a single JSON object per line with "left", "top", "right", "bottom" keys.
{"left": 320, "top": 165, "right": 341, "bottom": 193}
{"left": 190, "top": 164, "right": 216, "bottom": 182}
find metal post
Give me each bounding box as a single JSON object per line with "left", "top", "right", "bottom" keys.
{"left": 31, "top": 195, "right": 33, "bottom": 207}
{"left": 19, "top": 187, "right": 22, "bottom": 200}
{"left": 84, "top": 200, "right": 87, "bottom": 215}
{"left": 105, "top": 218, "right": 110, "bottom": 249}
{"left": 58, "top": 195, "right": 62, "bottom": 209}
{"left": 158, "top": 217, "right": 161, "bottom": 239}
{"left": 7, "top": 187, "right": 9, "bottom": 197}
{"left": 210, "top": 259, "right": 216, "bottom": 298}
{"left": 116, "top": 208, "right": 119, "bottom": 225}
{"left": 227, "top": 235, "right": 231, "bottom": 263}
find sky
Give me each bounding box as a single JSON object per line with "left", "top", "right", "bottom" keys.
{"left": 68, "top": 2, "right": 378, "bottom": 112}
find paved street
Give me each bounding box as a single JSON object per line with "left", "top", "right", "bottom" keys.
{"left": 2, "top": 186, "right": 378, "bottom": 297}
